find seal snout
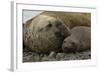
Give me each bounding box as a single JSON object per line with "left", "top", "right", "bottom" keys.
{"left": 62, "top": 46, "right": 75, "bottom": 53}
{"left": 62, "top": 46, "right": 69, "bottom": 53}
{"left": 55, "top": 31, "right": 62, "bottom": 38}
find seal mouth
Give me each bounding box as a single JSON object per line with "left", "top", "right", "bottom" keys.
{"left": 62, "top": 46, "right": 76, "bottom": 53}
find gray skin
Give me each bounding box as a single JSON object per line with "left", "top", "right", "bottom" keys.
{"left": 62, "top": 26, "right": 90, "bottom": 53}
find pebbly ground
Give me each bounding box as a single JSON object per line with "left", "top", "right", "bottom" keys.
{"left": 23, "top": 48, "right": 91, "bottom": 62}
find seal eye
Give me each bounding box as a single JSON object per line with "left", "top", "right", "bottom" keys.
{"left": 47, "top": 23, "right": 52, "bottom": 28}
{"left": 55, "top": 22, "right": 62, "bottom": 27}
{"left": 71, "top": 42, "right": 75, "bottom": 45}
{"left": 45, "top": 23, "right": 52, "bottom": 31}
{"left": 63, "top": 40, "right": 66, "bottom": 43}
{"left": 56, "top": 23, "right": 61, "bottom": 27}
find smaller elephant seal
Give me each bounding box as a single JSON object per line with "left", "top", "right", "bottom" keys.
{"left": 62, "top": 26, "right": 90, "bottom": 53}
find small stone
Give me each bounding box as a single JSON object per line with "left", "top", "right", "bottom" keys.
{"left": 40, "top": 54, "right": 43, "bottom": 56}
{"left": 23, "top": 48, "right": 29, "bottom": 52}
{"left": 48, "top": 51, "right": 56, "bottom": 58}
{"left": 41, "top": 56, "right": 50, "bottom": 61}
{"left": 32, "top": 55, "right": 40, "bottom": 62}
{"left": 77, "top": 50, "right": 91, "bottom": 60}
{"left": 23, "top": 55, "right": 33, "bottom": 62}
{"left": 56, "top": 53, "right": 65, "bottom": 60}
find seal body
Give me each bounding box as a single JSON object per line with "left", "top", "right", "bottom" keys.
{"left": 41, "top": 11, "right": 90, "bottom": 28}
{"left": 23, "top": 11, "right": 91, "bottom": 53}
{"left": 62, "top": 26, "right": 90, "bottom": 53}
{"left": 23, "top": 14, "right": 70, "bottom": 53}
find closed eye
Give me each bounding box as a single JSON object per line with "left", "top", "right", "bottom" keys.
{"left": 63, "top": 40, "right": 66, "bottom": 43}
{"left": 71, "top": 42, "right": 75, "bottom": 45}
{"left": 47, "top": 23, "right": 52, "bottom": 28}
{"left": 55, "top": 22, "right": 62, "bottom": 27}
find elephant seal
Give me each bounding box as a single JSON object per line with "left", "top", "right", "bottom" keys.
{"left": 62, "top": 26, "right": 90, "bottom": 53}
{"left": 23, "top": 14, "right": 70, "bottom": 53}
{"left": 41, "top": 11, "right": 91, "bottom": 28}
{"left": 23, "top": 11, "right": 91, "bottom": 53}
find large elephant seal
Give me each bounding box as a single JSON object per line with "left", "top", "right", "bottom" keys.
{"left": 23, "top": 14, "right": 70, "bottom": 53}
{"left": 62, "top": 26, "right": 90, "bottom": 53}
{"left": 23, "top": 11, "right": 91, "bottom": 53}
{"left": 41, "top": 11, "right": 91, "bottom": 28}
